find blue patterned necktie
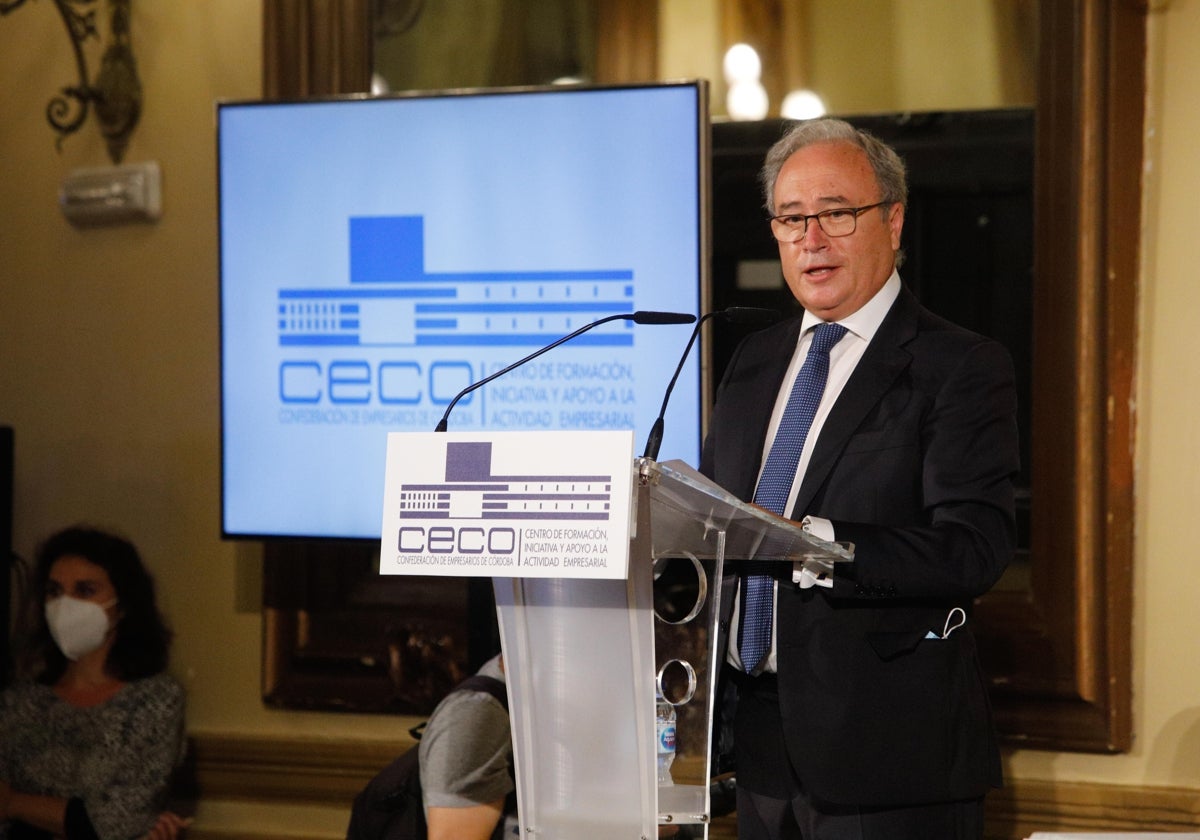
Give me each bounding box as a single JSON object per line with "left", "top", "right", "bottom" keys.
{"left": 739, "top": 321, "right": 848, "bottom": 673}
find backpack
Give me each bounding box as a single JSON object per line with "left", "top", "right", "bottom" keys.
{"left": 345, "top": 674, "right": 510, "bottom": 840}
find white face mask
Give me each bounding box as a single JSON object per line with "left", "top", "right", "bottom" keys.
{"left": 44, "top": 596, "right": 117, "bottom": 661}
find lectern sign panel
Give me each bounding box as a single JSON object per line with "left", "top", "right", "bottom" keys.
{"left": 380, "top": 431, "right": 634, "bottom": 579}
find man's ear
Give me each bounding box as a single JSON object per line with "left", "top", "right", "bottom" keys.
{"left": 887, "top": 202, "right": 905, "bottom": 250}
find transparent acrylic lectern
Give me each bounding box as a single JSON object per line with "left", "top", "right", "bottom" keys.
{"left": 493, "top": 457, "right": 853, "bottom": 839}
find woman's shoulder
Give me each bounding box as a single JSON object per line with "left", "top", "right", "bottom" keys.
{"left": 118, "top": 671, "right": 185, "bottom": 709}
{"left": 0, "top": 678, "right": 54, "bottom": 711}
{"left": 0, "top": 681, "right": 57, "bottom": 736}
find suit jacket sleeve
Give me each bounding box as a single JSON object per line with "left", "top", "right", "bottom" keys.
{"left": 823, "top": 336, "right": 1019, "bottom": 602}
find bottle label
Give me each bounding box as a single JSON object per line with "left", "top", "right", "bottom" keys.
{"left": 657, "top": 724, "right": 676, "bottom": 753}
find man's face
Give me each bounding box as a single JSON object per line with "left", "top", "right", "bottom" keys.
{"left": 771, "top": 141, "right": 903, "bottom": 321}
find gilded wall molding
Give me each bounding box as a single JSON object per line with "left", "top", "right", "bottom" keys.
{"left": 987, "top": 778, "right": 1200, "bottom": 837}
{"left": 191, "top": 731, "right": 412, "bottom": 805}
{"left": 188, "top": 733, "right": 1200, "bottom": 840}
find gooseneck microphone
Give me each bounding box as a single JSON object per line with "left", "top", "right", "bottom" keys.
{"left": 641, "top": 306, "right": 782, "bottom": 461}
{"left": 434, "top": 310, "right": 696, "bottom": 432}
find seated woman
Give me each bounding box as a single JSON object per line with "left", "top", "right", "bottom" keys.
{"left": 0, "top": 526, "right": 188, "bottom": 840}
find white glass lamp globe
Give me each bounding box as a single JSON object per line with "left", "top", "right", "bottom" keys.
{"left": 780, "top": 89, "right": 828, "bottom": 120}
{"left": 723, "top": 43, "right": 762, "bottom": 84}
{"left": 727, "top": 80, "right": 770, "bottom": 121}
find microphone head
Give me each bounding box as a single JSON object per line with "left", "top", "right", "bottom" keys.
{"left": 720, "top": 306, "right": 783, "bottom": 325}
{"left": 631, "top": 310, "right": 697, "bottom": 325}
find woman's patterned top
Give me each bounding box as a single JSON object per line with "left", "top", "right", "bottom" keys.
{"left": 0, "top": 672, "right": 185, "bottom": 840}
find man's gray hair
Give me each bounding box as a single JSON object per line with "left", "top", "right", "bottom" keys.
{"left": 759, "top": 118, "right": 908, "bottom": 214}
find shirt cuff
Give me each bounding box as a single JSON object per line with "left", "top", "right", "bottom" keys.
{"left": 792, "top": 515, "right": 836, "bottom": 589}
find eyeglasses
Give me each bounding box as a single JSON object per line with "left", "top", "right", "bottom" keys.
{"left": 768, "top": 201, "right": 891, "bottom": 242}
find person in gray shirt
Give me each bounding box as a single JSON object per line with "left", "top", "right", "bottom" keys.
{"left": 418, "top": 655, "right": 516, "bottom": 840}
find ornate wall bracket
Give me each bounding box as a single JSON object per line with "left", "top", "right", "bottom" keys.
{"left": 0, "top": 0, "right": 141, "bottom": 164}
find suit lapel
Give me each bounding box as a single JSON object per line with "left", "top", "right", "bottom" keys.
{"left": 790, "top": 288, "right": 920, "bottom": 518}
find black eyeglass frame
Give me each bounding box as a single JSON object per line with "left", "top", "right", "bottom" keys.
{"left": 767, "top": 200, "right": 893, "bottom": 242}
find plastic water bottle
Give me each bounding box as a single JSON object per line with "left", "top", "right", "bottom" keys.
{"left": 656, "top": 691, "right": 677, "bottom": 785}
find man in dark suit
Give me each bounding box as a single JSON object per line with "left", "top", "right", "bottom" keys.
{"left": 700, "top": 118, "right": 1019, "bottom": 839}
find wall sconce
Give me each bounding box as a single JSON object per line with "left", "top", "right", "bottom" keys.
{"left": 0, "top": 0, "right": 142, "bottom": 165}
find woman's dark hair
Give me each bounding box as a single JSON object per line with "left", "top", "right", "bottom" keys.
{"left": 23, "top": 525, "right": 173, "bottom": 683}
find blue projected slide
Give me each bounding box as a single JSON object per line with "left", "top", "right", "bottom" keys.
{"left": 219, "top": 83, "right": 707, "bottom": 540}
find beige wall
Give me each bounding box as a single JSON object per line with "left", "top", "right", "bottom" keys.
{"left": 0, "top": 1, "right": 1197, "bottom": 837}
